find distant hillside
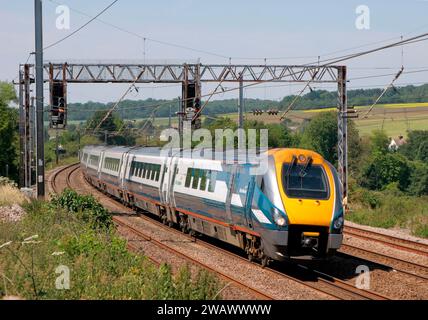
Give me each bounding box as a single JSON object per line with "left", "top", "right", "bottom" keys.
{"left": 64, "top": 83, "right": 428, "bottom": 121}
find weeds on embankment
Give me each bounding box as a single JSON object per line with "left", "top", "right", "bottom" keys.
{"left": 0, "top": 191, "right": 221, "bottom": 300}
{"left": 348, "top": 184, "right": 428, "bottom": 238}
{"left": 0, "top": 177, "right": 27, "bottom": 207}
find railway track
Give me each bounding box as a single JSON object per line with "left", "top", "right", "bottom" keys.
{"left": 48, "top": 162, "right": 80, "bottom": 194}
{"left": 344, "top": 225, "right": 428, "bottom": 257}
{"left": 127, "top": 212, "right": 389, "bottom": 300}
{"left": 339, "top": 243, "right": 428, "bottom": 281}
{"left": 49, "top": 164, "right": 428, "bottom": 300}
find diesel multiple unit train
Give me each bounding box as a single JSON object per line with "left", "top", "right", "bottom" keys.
{"left": 80, "top": 145, "right": 344, "bottom": 265}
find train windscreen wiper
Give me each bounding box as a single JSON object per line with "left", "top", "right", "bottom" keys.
{"left": 299, "top": 156, "right": 313, "bottom": 177}
{"left": 285, "top": 156, "right": 297, "bottom": 180}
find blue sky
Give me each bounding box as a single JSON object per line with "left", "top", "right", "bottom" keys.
{"left": 1, "top": 0, "right": 428, "bottom": 103}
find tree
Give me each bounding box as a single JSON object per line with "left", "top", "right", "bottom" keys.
{"left": 408, "top": 162, "right": 428, "bottom": 196}
{"left": 85, "top": 110, "right": 125, "bottom": 145}
{"left": 0, "top": 82, "right": 18, "bottom": 180}
{"left": 299, "top": 112, "right": 338, "bottom": 163}
{"left": 370, "top": 130, "right": 390, "bottom": 155}
{"left": 265, "top": 123, "right": 295, "bottom": 148}
{"left": 416, "top": 140, "right": 428, "bottom": 162}
{"left": 400, "top": 130, "right": 428, "bottom": 161}
{"left": 358, "top": 152, "right": 411, "bottom": 191}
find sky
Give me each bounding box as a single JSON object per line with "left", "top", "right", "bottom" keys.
{"left": 1, "top": 0, "right": 428, "bottom": 104}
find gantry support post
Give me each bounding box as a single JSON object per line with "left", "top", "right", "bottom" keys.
{"left": 35, "top": 0, "right": 45, "bottom": 198}
{"left": 24, "top": 64, "right": 31, "bottom": 188}
{"left": 238, "top": 74, "right": 244, "bottom": 149}
{"left": 18, "top": 70, "right": 25, "bottom": 187}
{"left": 337, "top": 66, "right": 348, "bottom": 206}
{"left": 179, "top": 64, "right": 189, "bottom": 149}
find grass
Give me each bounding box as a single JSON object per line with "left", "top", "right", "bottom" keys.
{"left": 0, "top": 185, "right": 27, "bottom": 207}
{"left": 0, "top": 193, "right": 222, "bottom": 299}
{"left": 348, "top": 187, "right": 428, "bottom": 238}
{"left": 354, "top": 117, "right": 428, "bottom": 137}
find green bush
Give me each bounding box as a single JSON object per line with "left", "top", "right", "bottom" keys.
{"left": 348, "top": 189, "right": 428, "bottom": 237}
{"left": 358, "top": 152, "right": 411, "bottom": 191}
{"left": 361, "top": 190, "right": 382, "bottom": 209}
{"left": 400, "top": 130, "right": 428, "bottom": 160}
{"left": 408, "top": 162, "right": 428, "bottom": 196}
{"left": 369, "top": 130, "right": 389, "bottom": 155}
{"left": 50, "top": 189, "right": 112, "bottom": 229}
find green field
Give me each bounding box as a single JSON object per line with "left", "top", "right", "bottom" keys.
{"left": 66, "top": 102, "right": 428, "bottom": 138}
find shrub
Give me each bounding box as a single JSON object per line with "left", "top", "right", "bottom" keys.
{"left": 0, "top": 176, "right": 17, "bottom": 188}
{"left": 400, "top": 130, "right": 428, "bottom": 160}
{"left": 358, "top": 152, "right": 411, "bottom": 191}
{"left": 348, "top": 190, "right": 428, "bottom": 237}
{"left": 408, "top": 162, "right": 428, "bottom": 196}
{"left": 50, "top": 189, "right": 112, "bottom": 229}
{"left": 416, "top": 140, "right": 428, "bottom": 162}
{"left": 369, "top": 130, "right": 389, "bottom": 155}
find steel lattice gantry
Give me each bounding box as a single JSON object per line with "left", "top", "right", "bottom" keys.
{"left": 42, "top": 63, "right": 340, "bottom": 83}
{"left": 18, "top": 62, "right": 348, "bottom": 202}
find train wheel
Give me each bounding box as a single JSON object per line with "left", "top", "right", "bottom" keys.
{"left": 248, "top": 253, "right": 254, "bottom": 262}
{"left": 179, "top": 214, "right": 190, "bottom": 234}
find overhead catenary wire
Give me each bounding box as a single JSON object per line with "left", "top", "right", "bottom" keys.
{"left": 91, "top": 69, "right": 144, "bottom": 133}
{"left": 45, "top": 0, "right": 428, "bottom": 64}
{"left": 44, "top": 0, "right": 119, "bottom": 51}
{"left": 362, "top": 67, "right": 405, "bottom": 119}
{"left": 191, "top": 74, "right": 229, "bottom": 122}
{"left": 46, "top": 0, "right": 229, "bottom": 59}
{"left": 279, "top": 69, "right": 319, "bottom": 120}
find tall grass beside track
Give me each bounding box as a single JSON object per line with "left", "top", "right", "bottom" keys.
{"left": 0, "top": 185, "right": 27, "bottom": 207}
{"left": 0, "top": 190, "right": 221, "bottom": 300}
{"left": 348, "top": 185, "right": 428, "bottom": 238}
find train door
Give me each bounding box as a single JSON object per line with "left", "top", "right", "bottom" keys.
{"left": 168, "top": 158, "right": 179, "bottom": 208}
{"left": 160, "top": 157, "right": 171, "bottom": 206}
{"left": 119, "top": 151, "right": 131, "bottom": 189}
{"left": 225, "top": 165, "right": 236, "bottom": 224}
{"left": 229, "top": 165, "right": 254, "bottom": 228}
{"left": 98, "top": 151, "right": 105, "bottom": 180}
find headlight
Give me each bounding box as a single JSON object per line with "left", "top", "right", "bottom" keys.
{"left": 272, "top": 208, "right": 287, "bottom": 227}
{"left": 333, "top": 216, "right": 344, "bottom": 230}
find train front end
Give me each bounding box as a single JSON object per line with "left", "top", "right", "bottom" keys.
{"left": 257, "top": 148, "right": 344, "bottom": 260}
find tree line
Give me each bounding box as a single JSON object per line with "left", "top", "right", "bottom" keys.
{"left": 63, "top": 84, "right": 428, "bottom": 121}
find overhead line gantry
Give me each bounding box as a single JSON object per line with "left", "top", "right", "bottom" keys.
{"left": 17, "top": 62, "right": 349, "bottom": 201}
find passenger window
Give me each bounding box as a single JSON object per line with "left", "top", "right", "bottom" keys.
{"left": 155, "top": 165, "right": 160, "bottom": 181}
{"left": 192, "top": 169, "right": 200, "bottom": 189}
{"left": 151, "top": 165, "right": 156, "bottom": 180}
{"left": 145, "top": 164, "right": 150, "bottom": 179}
{"left": 200, "top": 170, "right": 207, "bottom": 191}
{"left": 185, "top": 168, "right": 192, "bottom": 188}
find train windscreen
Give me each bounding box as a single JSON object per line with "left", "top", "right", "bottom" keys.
{"left": 282, "top": 163, "right": 329, "bottom": 200}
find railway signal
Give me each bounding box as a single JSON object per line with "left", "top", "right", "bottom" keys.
{"left": 49, "top": 80, "right": 67, "bottom": 129}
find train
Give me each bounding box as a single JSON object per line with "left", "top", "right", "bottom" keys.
{"left": 80, "top": 145, "right": 344, "bottom": 266}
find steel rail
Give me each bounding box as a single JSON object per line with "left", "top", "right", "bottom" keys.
{"left": 344, "top": 225, "right": 428, "bottom": 257}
